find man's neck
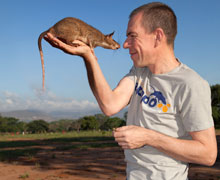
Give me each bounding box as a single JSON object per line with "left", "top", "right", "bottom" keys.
{"left": 148, "top": 52, "right": 180, "bottom": 75}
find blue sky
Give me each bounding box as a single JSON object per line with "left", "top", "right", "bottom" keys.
{"left": 0, "top": 0, "right": 219, "bottom": 113}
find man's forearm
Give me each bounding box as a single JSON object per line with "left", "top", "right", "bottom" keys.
{"left": 114, "top": 126, "right": 217, "bottom": 166}
{"left": 83, "top": 56, "right": 134, "bottom": 116}
{"left": 147, "top": 127, "right": 217, "bottom": 166}
{"left": 83, "top": 56, "right": 114, "bottom": 115}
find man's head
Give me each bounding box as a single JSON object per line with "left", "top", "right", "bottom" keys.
{"left": 123, "top": 2, "right": 177, "bottom": 68}
{"left": 129, "top": 2, "right": 177, "bottom": 48}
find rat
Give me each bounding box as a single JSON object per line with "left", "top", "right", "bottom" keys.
{"left": 38, "top": 17, "right": 120, "bottom": 90}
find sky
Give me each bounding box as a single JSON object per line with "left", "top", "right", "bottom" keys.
{"left": 0, "top": 0, "right": 220, "bottom": 114}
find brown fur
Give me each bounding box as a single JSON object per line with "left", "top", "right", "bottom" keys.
{"left": 38, "top": 17, "right": 120, "bottom": 90}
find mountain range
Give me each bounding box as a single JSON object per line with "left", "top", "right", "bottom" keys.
{"left": 0, "top": 108, "right": 126, "bottom": 122}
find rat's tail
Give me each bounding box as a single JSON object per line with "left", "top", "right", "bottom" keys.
{"left": 38, "top": 30, "right": 48, "bottom": 91}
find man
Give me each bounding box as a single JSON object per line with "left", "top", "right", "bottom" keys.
{"left": 45, "top": 2, "right": 217, "bottom": 179}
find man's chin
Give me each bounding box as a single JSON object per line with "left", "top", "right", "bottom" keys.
{"left": 131, "top": 58, "right": 144, "bottom": 68}
{"left": 133, "top": 62, "right": 144, "bottom": 68}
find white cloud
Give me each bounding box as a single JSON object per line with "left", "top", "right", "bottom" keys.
{"left": 0, "top": 89, "right": 99, "bottom": 113}
{"left": 5, "top": 99, "right": 13, "bottom": 104}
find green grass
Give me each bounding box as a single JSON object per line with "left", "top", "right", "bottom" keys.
{"left": 0, "top": 130, "right": 113, "bottom": 141}
{"left": 18, "top": 172, "right": 29, "bottom": 179}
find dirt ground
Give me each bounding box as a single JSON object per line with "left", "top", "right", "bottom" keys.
{"left": 0, "top": 136, "right": 219, "bottom": 180}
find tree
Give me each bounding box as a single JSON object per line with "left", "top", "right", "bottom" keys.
{"left": 70, "top": 119, "right": 82, "bottom": 132}
{"left": 103, "top": 117, "right": 125, "bottom": 130}
{"left": 16, "top": 121, "right": 27, "bottom": 132}
{"left": 0, "top": 117, "right": 8, "bottom": 132}
{"left": 49, "top": 119, "right": 74, "bottom": 132}
{"left": 27, "top": 120, "right": 49, "bottom": 133}
{"left": 211, "top": 84, "right": 220, "bottom": 128}
{"left": 0, "top": 117, "right": 21, "bottom": 132}
{"left": 95, "top": 114, "right": 108, "bottom": 130}
{"left": 80, "top": 116, "right": 99, "bottom": 130}
{"left": 211, "top": 84, "right": 220, "bottom": 106}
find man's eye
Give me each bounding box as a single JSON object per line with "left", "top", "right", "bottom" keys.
{"left": 131, "top": 34, "right": 137, "bottom": 38}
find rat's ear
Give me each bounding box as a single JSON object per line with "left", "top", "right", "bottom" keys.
{"left": 107, "top": 31, "right": 115, "bottom": 38}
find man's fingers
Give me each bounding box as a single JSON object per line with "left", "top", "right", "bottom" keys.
{"left": 46, "top": 32, "right": 56, "bottom": 41}
{"left": 44, "top": 33, "right": 78, "bottom": 55}
{"left": 72, "top": 40, "right": 87, "bottom": 46}
{"left": 44, "top": 35, "right": 61, "bottom": 48}
{"left": 43, "top": 32, "right": 96, "bottom": 59}
{"left": 114, "top": 125, "right": 134, "bottom": 132}
{"left": 45, "top": 33, "right": 86, "bottom": 48}
{"left": 45, "top": 33, "right": 66, "bottom": 48}
{"left": 113, "top": 126, "right": 132, "bottom": 137}
{"left": 115, "top": 137, "right": 125, "bottom": 142}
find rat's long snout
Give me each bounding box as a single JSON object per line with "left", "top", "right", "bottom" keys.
{"left": 103, "top": 32, "right": 121, "bottom": 50}
{"left": 114, "top": 42, "right": 120, "bottom": 49}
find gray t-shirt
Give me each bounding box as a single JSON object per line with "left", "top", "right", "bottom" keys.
{"left": 124, "top": 62, "right": 214, "bottom": 180}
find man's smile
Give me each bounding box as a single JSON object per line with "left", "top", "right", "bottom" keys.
{"left": 130, "top": 51, "right": 138, "bottom": 57}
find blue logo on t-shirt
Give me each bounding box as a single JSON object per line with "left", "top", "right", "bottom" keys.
{"left": 135, "top": 82, "right": 170, "bottom": 112}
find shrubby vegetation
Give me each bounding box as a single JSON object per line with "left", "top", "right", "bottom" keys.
{"left": 0, "top": 84, "right": 220, "bottom": 134}
{"left": 0, "top": 117, "right": 26, "bottom": 133}
{"left": 0, "top": 113, "right": 126, "bottom": 134}
{"left": 211, "top": 84, "right": 220, "bottom": 128}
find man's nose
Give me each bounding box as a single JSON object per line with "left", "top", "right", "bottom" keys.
{"left": 123, "top": 38, "right": 129, "bottom": 49}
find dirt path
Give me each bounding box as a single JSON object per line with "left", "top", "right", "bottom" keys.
{"left": 0, "top": 136, "right": 219, "bottom": 180}
{"left": 0, "top": 146, "right": 125, "bottom": 180}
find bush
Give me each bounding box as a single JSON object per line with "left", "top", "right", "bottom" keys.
{"left": 27, "top": 120, "right": 49, "bottom": 133}
{"left": 211, "top": 84, "right": 220, "bottom": 128}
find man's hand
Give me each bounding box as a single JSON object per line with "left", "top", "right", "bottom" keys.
{"left": 113, "top": 125, "right": 152, "bottom": 149}
{"left": 114, "top": 125, "right": 217, "bottom": 166}
{"left": 44, "top": 33, "right": 96, "bottom": 60}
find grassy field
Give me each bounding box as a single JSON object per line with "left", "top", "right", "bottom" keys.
{"left": 0, "top": 130, "right": 219, "bottom": 179}
{"left": 0, "top": 130, "right": 113, "bottom": 140}
{"left": 0, "top": 131, "right": 116, "bottom": 162}
{"left": 1, "top": 129, "right": 219, "bottom": 162}
{"left": 1, "top": 129, "right": 219, "bottom": 141}
{"left": 0, "top": 131, "right": 126, "bottom": 180}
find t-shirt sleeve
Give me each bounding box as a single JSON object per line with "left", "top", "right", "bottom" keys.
{"left": 179, "top": 79, "right": 214, "bottom": 132}
{"left": 124, "top": 66, "right": 136, "bottom": 83}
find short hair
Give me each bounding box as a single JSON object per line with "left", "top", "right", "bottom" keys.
{"left": 130, "top": 2, "right": 177, "bottom": 47}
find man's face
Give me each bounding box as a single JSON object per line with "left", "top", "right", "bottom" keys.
{"left": 123, "top": 13, "right": 156, "bottom": 67}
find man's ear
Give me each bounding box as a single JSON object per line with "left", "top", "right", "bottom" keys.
{"left": 154, "top": 28, "right": 164, "bottom": 47}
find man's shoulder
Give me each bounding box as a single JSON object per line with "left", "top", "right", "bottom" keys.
{"left": 178, "top": 63, "right": 207, "bottom": 84}
{"left": 176, "top": 63, "right": 210, "bottom": 92}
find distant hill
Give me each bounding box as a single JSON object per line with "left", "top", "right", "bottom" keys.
{"left": 1, "top": 110, "right": 55, "bottom": 122}
{"left": 1, "top": 108, "right": 127, "bottom": 122}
